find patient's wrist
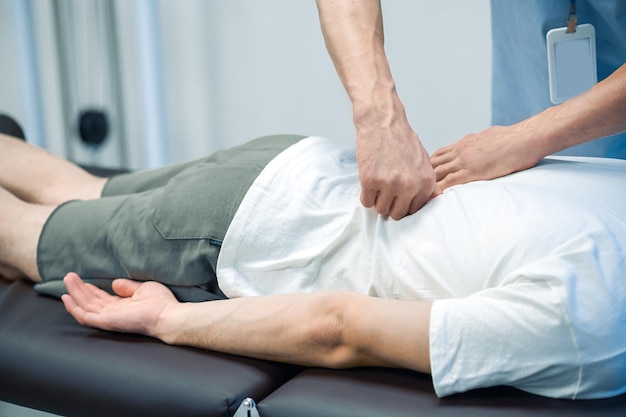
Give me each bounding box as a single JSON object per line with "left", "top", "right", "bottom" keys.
{"left": 153, "top": 301, "right": 189, "bottom": 345}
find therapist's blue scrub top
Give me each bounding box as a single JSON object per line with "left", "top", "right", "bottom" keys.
{"left": 490, "top": 0, "right": 626, "bottom": 158}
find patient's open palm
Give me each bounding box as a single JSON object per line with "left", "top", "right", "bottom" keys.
{"left": 62, "top": 272, "right": 178, "bottom": 338}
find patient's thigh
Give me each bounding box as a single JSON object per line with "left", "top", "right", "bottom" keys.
{"left": 35, "top": 134, "right": 305, "bottom": 301}
{"left": 35, "top": 188, "right": 224, "bottom": 301}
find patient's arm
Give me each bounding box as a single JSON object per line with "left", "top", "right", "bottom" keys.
{"left": 62, "top": 273, "right": 431, "bottom": 372}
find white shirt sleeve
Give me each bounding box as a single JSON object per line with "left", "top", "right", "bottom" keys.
{"left": 430, "top": 279, "right": 584, "bottom": 399}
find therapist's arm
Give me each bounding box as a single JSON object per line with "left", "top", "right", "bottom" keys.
{"left": 62, "top": 273, "right": 432, "bottom": 372}
{"left": 431, "top": 63, "right": 626, "bottom": 190}
{"left": 316, "top": 0, "right": 435, "bottom": 219}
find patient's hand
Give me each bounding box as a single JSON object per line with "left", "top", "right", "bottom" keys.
{"left": 430, "top": 125, "right": 542, "bottom": 191}
{"left": 61, "top": 273, "right": 178, "bottom": 339}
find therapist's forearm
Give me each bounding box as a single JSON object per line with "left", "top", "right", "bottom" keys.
{"left": 518, "top": 63, "right": 626, "bottom": 157}
{"left": 315, "top": 0, "right": 402, "bottom": 125}
{"left": 315, "top": 0, "right": 435, "bottom": 219}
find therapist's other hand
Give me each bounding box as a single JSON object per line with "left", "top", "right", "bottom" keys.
{"left": 431, "top": 125, "right": 541, "bottom": 191}
{"left": 61, "top": 272, "right": 178, "bottom": 339}
{"left": 356, "top": 125, "right": 436, "bottom": 220}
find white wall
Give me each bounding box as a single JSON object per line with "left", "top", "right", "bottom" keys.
{"left": 0, "top": 0, "right": 25, "bottom": 131}
{"left": 384, "top": 0, "right": 492, "bottom": 152}
{"left": 158, "top": 0, "right": 492, "bottom": 160}
{"left": 0, "top": 0, "right": 492, "bottom": 168}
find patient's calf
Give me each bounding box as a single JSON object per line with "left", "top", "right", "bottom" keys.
{"left": 0, "top": 185, "right": 53, "bottom": 282}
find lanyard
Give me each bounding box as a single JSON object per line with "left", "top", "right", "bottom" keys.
{"left": 567, "top": 0, "right": 578, "bottom": 33}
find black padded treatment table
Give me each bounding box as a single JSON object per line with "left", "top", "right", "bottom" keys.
{"left": 2, "top": 116, "right": 626, "bottom": 416}
{"left": 2, "top": 278, "right": 626, "bottom": 417}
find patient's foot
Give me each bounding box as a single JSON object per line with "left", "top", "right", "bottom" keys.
{"left": 0, "top": 186, "right": 53, "bottom": 282}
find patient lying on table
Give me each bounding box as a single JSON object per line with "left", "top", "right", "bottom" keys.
{"left": 0, "top": 132, "right": 625, "bottom": 400}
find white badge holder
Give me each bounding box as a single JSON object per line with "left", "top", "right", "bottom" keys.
{"left": 546, "top": 23, "right": 597, "bottom": 104}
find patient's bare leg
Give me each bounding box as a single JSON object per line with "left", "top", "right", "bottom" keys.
{"left": 0, "top": 133, "right": 107, "bottom": 205}
{"left": 0, "top": 186, "right": 52, "bottom": 282}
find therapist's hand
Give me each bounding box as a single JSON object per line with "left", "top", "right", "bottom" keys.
{"left": 432, "top": 63, "right": 626, "bottom": 191}
{"left": 357, "top": 123, "right": 436, "bottom": 220}
{"left": 430, "top": 125, "right": 542, "bottom": 191}
{"left": 61, "top": 272, "right": 178, "bottom": 338}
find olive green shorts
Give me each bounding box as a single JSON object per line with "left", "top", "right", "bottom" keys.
{"left": 35, "top": 134, "right": 305, "bottom": 301}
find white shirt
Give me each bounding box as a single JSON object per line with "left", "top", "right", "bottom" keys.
{"left": 217, "top": 137, "right": 626, "bottom": 399}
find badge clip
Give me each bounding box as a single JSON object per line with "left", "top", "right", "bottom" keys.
{"left": 566, "top": 0, "right": 577, "bottom": 33}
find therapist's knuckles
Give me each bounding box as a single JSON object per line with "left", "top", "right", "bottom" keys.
{"left": 359, "top": 187, "right": 378, "bottom": 208}
{"left": 373, "top": 191, "right": 395, "bottom": 217}
{"left": 389, "top": 198, "right": 414, "bottom": 220}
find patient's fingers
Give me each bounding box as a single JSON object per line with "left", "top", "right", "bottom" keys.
{"left": 111, "top": 278, "right": 143, "bottom": 298}
{"left": 61, "top": 290, "right": 94, "bottom": 327}
{"left": 61, "top": 293, "right": 112, "bottom": 330}
{"left": 63, "top": 273, "right": 110, "bottom": 312}
{"left": 60, "top": 293, "right": 78, "bottom": 313}
{"left": 83, "top": 282, "right": 116, "bottom": 303}
{"left": 62, "top": 275, "right": 120, "bottom": 330}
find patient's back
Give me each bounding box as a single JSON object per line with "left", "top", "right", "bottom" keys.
{"left": 218, "top": 137, "right": 626, "bottom": 303}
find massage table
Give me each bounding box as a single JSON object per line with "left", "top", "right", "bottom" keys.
{"left": 2, "top": 277, "right": 626, "bottom": 417}
{"left": 1, "top": 118, "right": 626, "bottom": 416}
